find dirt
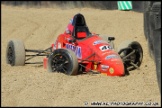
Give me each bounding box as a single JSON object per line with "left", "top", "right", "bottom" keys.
{"left": 1, "top": 5, "right": 161, "bottom": 107}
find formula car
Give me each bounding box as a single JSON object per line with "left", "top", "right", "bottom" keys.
{"left": 6, "top": 13, "right": 143, "bottom": 76}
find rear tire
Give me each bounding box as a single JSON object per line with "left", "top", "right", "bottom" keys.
{"left": 145, "top": 1, "right": 161, "bottom": 92}
{"left": 48, "top": 49, "right": 78, "bottom": 75}
{"left": 143, "top": 1, "right": 151, "bottom": 39}
{"left": 6, "top": 39, "right": 26, "bottom": 66}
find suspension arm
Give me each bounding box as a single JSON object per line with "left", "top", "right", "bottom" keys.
{"left": 25, "top": 47, "right": 52, "bottom": 61}
{"left": 26, "top": 54, "right": 48, "bottom": 56}
{"left": 118, "top": 47, "right": 132, "bottom": 55}
{"left": 122, "top": 50, "right": 136, "bottom": 61}
{"left": 25, "top": 62, "right": 43, "bottom": 64}
{"left": 25, "top": 49, "right": 47, "bottom": 53}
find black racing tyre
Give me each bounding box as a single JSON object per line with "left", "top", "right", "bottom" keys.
{"left": 144, "top": 11, "right": 150, "bottom": 40}
{"left": 6, "top": 39, "right": 26, "bottom": 66}
{"left": 143, "top": 1, "right": 151, "bottom": 39}
{"left": 147, "top": 38, "right": 154, "bottom": 59}
{"left": 148, "top": 2, "right": 161, "bottom": 93}
{"left": 117, "top": 40, "right": 143, "bottom": 71}
{"left": 153, "top": 29, "right": 161, "bottom": 93}
{"left": 48, "top": 49, "right": 79, "bottom": 75}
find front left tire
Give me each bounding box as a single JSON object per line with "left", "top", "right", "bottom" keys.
{"left": 47, "top": 49, "right": 79, "bottom": 75}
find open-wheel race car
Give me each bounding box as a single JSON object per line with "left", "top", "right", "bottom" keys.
{"left": 6, "top": 13, "right": 143, "bottom": 76}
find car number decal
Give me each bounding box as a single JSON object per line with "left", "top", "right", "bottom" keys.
{"left": 99, "top": 45, "right": 112, "bottom": 51}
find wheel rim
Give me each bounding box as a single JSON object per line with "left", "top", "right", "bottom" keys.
{"left": 50, "top": 53, "right": 71, "bottom": 74}
{"left": 126, "top": 49, "right": 137, "bottom": 63}
{"left": 7, "top": 46, "right": 14, "bottom": 65}
{"left": 125, "top": 44, "right": 142, "bottom": 69}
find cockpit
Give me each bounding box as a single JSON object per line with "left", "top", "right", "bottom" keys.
{"left": 71, "top": 13, "right": 91, "bottom": 39}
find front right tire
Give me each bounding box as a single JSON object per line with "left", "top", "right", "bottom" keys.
{"left": 117, "top": 40, "right": 143, "bottom": 71}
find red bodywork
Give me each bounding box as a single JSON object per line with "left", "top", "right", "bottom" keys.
{"left": 43, "top": 13, "right": 125, "bottom": 76}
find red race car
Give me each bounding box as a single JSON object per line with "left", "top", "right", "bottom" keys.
{"left": 6, "top": 13, "right": 143, "bottom": 76}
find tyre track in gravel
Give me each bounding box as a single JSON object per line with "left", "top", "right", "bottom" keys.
{"left": 18, "top": 16, "right": 40, "bottom": 42}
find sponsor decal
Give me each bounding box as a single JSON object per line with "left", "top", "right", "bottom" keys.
{"left": 65, "top": 43, "right": 82, "bottom": 59}
{"left": 101, "top": 65, "right": 109, "bottom": 71}
{"left": 58, "top": 42, "right": 61, "bottom": 49}
{"left": 99, "top": 45, "right": 112, "bottom": 51}
{"left": 101, "top": 65, "right": 109, "bottom": 69}
{"left": 93, "top": 40, "right": 107, "bottom": 45}
{"left": 105, "top": 54, "right": 119, "bottom": 60}
{"left": 109, "top": 67, "right": 114, "bottom": 74}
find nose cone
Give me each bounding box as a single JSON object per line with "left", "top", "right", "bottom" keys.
{"left": 107, "top": 60, "right": 125, "bottom": 76}
{"left": 101, "top": 58, "right": 125, "bottom": 76}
